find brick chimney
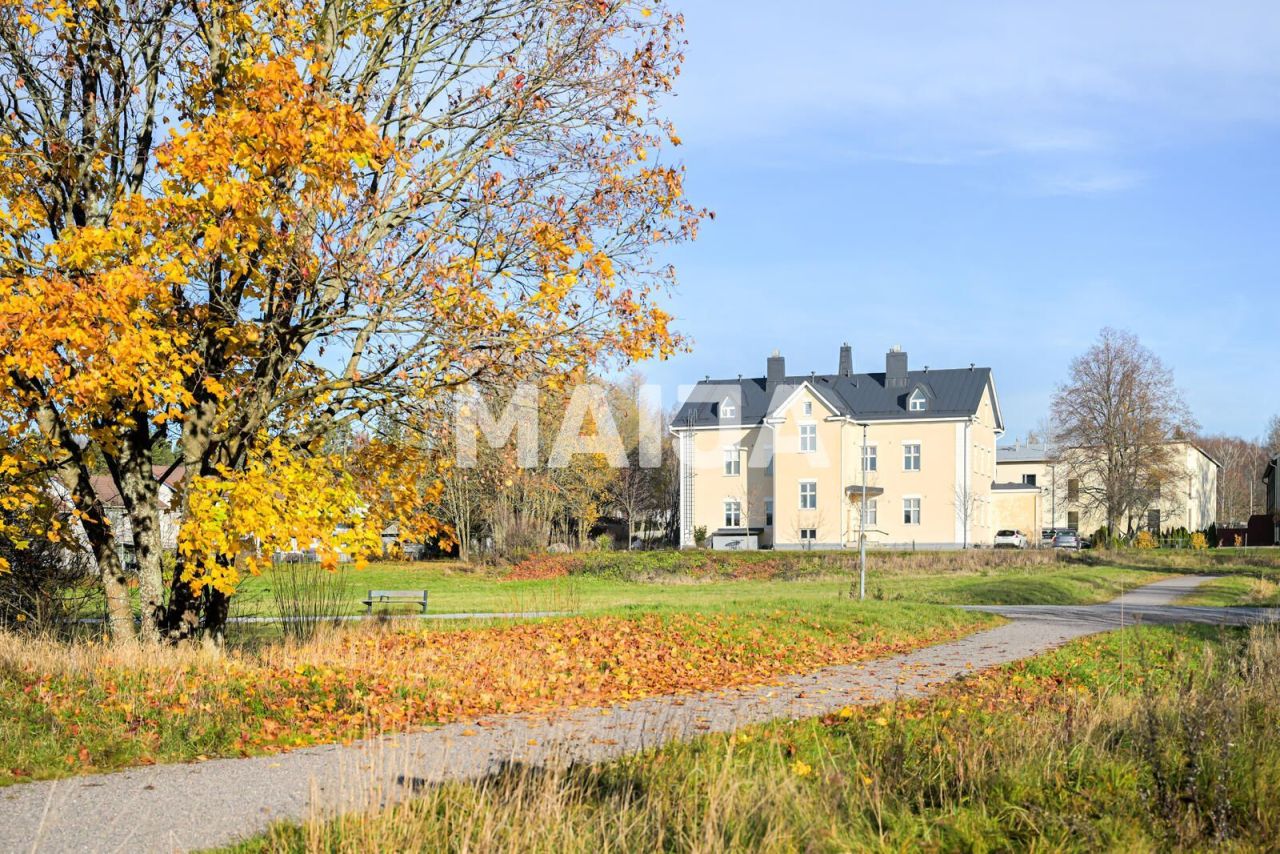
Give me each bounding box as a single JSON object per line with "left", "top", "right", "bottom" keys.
{"left": 885, "top": 345, "right": 908, "bottom": 388}
{"left": 766, "top": 350, "right": 785, "bottom": 397}
{"left": 838, "top": 343, "right": 853, "bottom": 377}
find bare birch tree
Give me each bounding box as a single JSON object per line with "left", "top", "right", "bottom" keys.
{"left": 1051, "top": 328, "right": 1196, "bottom": 535}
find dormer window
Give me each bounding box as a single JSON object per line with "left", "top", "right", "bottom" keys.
{"left": 720, "top": 398, "right": 736, "bottom": 420}
{"left": 908, "top": 389, "right": 927, "bottom": 412}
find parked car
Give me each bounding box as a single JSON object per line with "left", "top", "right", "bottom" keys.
{"left": 1052, "top": 531, "right": 1081, "bottom": 550}
{"left": 1040, "top": 529, "right": 1057, "bottom": 548}
{"left": 994, "top": 529, "right": 1028, "bottom": 549}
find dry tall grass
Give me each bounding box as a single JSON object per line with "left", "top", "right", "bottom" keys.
{"left": 246, "top": 625, "right": 1280, "bottom": 853}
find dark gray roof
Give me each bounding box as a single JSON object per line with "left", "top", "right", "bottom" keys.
{"left": 673, "top": 368, "right": 997, "bottom": 429}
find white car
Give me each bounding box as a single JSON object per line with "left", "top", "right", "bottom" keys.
{"left": 994, "top": 529, "right": 1028, "bottom": 549}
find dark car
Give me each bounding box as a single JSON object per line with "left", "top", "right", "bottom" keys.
{"left": 1052, "top": 531, "right": 1081, "bottom": 550}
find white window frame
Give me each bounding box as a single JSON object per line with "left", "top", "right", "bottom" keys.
{"left": 861, "top": 499, "right": 878, "bottom": 527}
{"left": 861, "top": 444, "right": 878, "bottom": 472}
{"left": 802, "top": 401, "right": 813, "bottom": 416}
{"left": 723, "top": 448, "right": 740, "bottom": 476}
{"left": 720, "top": 399, "right": 736, "bottom": 420}
{"left": 799, "top": 480, "right": 818, "bottom": 510}
{"left": 764, "top": 498, "right": 774, "bottom": 527}
{"left": 799, "top": 423, "right": 817, "bottom": 453}
{"left": 724, "top": 499, "right": 742, "bottom": 528}
{"left": 903, "top": 496, "right": 921, "bottom": 525}
{"left": 908, "top": 389, "right": 927, "bottom": 412}
{"left": 903, "top": 442, "right": 921, "bottom": 471}
{"left": 799, "top": 527, "right": 817, "bottom": 542}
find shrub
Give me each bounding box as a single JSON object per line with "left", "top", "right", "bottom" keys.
{"left": 693, "top": 526, "right": 708, "bottom": 548}
{"left": 506, "top": 548, "right": 1061, "bottom": 583}
{"left": 267, "top": 559, "right": 345, "bottom": 641}
{"left": 1135, "top": 530, "right": 1157, "bottom": 549}
{"left": 1190, "top": 532, "right": 1208, "bottom": 551}
{"left": 0, "top": 526, "right": 96, "bottom": 636}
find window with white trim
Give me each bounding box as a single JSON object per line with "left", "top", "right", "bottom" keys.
{"left": 799, "top": 528, "right": 817, "bottom": 542}
{"left": 764, "top": 498, "right": 774, "bottom": 527}
{"left": 799, "top": 424, "right": 817, "bottom": 453}
{"left": 903, "top": 497, "right": 921, "bottom": 525}
{"left": 802, "top": 401, "right": 812, "bottom": 416}
{"left": 861, "top": 499, "right": 878, "bottom": 527}
{"left": 903, "top": 443, "right": 921, "bottom": 471}
{"left": 862, "top": 444, "right": 877, "bottom": 472}
{"left": 799, "top": 480, "right": 817, "bottom": 510}
{"left": 724, "top": 500, "right": 742, "bottom": 528}
{"left": 720, "top": 398, "right": 736, "bottom": 419}
{"left": 908, "top": 389, "right": 927, "bottom": 411}
{"left": 723, "top": 448, "right": 740, "bottom": 476}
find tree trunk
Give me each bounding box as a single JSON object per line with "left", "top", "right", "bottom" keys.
{"left": 32, "top": 403, "right": 136, "bottom": 640}
{"left": 204, "top": 587, "right": 230, "bottom": 645}
{"left": 72, "top": 492, "right": 135, "bottom": 639}
{"left": 92, "top": 537, "right": 136, "bottom": 640}
{"left": 162, "top": 559, "right": 203, "bottom": 642}
{"left": 117, "top": 450, "right": 166, "bottom": 643}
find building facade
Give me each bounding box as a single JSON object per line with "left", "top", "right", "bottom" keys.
{"left": 994, "top": 439, "right": 1219, "bottom": 535}
{"left": 672, "top": 345, "right": 1004, "bottom": 550}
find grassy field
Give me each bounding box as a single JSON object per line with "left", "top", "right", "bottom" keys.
{"left": 1080, "top": 545, "right": 1280, "bottom": 576}
{"left": 2, "top": 548, "right": 1248, "bottom": 788}
{"left": 0, "top": 600, "right": 995, "bottom": 786}
{"left": 224, "top": 554, "right": 1172, "bottom": 622}
{"left": 1177, "top": 574, "right": 1280, "bottom": 606}
{"left": 234, "top": 623, "right": 1280, "bottom": 853}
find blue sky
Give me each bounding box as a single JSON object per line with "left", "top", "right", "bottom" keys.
{"left": 632, "top": 0, "right": 1280, "bottom": 440}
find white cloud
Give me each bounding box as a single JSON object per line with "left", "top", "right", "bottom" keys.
{"left": 1032, "top": 168, "right": 1147, "bottom": 196}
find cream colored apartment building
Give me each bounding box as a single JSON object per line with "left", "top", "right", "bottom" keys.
{"left": 994, "top": 439, "right": 1219, "bottom": 536}
{"left": 672, "top": 345, "right": 1005, "bottom": 550}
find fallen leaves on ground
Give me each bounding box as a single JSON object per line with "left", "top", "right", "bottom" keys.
{"left": 1, "top": 612, "right": 980, "bottom": 781}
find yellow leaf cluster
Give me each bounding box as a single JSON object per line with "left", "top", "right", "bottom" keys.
{"left": 177, "top": 439, "right": 382, "bottom": 596}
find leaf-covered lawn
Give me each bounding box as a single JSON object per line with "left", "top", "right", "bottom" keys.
{"left": 0, "top": 603, "right": 994, "bottom": 785}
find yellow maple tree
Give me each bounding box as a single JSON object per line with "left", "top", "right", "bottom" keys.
{"left": 0, "top": 0, "right": 701, "bottom": 642}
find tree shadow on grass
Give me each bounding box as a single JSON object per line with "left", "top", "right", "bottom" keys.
{"left": 941, "top": 577, "right": 1087, "bottom": 606}
{"left": 397, "top": 757, "right": 647, "bottom": 806}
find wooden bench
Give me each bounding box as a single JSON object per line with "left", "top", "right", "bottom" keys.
{"left": 362, "top": 589, "right": 429, "bottom": 615}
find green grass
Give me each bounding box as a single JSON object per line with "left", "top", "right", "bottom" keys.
{"left": 222, "top": 557, "right": 1170, "bottom": 624}
{"left": 233, "top": 623, "right": 1280, "bottom": 853}
{"left": 1176, "top": 573, "right": 1280, "bottom": 606}
{"left": 2, "top": 550, "right": 1203, "bottom": 786}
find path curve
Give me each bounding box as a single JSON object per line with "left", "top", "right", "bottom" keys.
{"left": 5, "top": 575, "right": 1277, "bottom": 853}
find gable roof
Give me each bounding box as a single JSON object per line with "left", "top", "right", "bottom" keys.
{"left": 673, "top": 367, "right": 998, "bottom": 429}
{"left": 89, "top": 466, "right": 186, "bottom": 508}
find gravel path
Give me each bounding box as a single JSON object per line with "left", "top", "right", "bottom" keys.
{"left": 5, "top": 574, "right": 1277, "bottom": 853}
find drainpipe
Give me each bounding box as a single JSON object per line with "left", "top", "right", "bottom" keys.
{"left": 963, "top": 418, "right": 970, "bottom": 549}
{"left": 860, "top": 422, "right": 868, "bottom": 600}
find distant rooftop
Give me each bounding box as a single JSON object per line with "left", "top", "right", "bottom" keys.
{"left": 996, "top": 439, "right": 1055, "bottom": 463}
